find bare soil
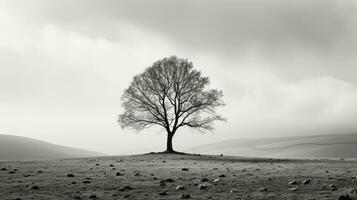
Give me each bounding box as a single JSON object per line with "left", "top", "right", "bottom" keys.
{"left": 1, "top": 154, "right": 357, "bottom": 200}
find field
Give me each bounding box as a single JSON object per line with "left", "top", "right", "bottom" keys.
{"left": 1, "top": 154, "right": 357, "bottom": 200}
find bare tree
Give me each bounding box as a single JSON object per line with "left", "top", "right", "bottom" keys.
{"left": 118, "top": 56, "right": 225, "bottom": 153}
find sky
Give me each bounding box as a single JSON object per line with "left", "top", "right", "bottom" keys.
{"left": 1, "top": 0, "right": 357, "bottom": 154}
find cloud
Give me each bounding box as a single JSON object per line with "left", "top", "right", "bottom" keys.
{"left": 2, "top": 1, "right": 357, "bottom": 154}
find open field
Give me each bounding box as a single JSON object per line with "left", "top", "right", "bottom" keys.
{"left": 1, "top": 154, "right": 357, "bottom": 200}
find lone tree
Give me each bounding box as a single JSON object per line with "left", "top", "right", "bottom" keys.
{"left": 118, "top": 56, "right": 225, "bottom": 153}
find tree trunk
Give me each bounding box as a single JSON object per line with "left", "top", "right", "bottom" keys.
{"left": 166, "top": 132, "right": 174, "bottom": 152}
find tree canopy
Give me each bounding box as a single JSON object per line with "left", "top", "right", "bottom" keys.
{"left": 118, "top": 56, "right": 225, "bottom": 152}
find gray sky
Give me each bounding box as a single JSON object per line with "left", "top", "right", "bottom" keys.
{"left": 1, "top": 0, "right": 357, "bottom": 154}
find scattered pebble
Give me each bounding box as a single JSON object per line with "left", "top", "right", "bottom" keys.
{"left": 198, "top": 184, "right": 208, "bottom": 190}
{"left": 180, "top": 194, "right": 191, "bottom": 199}
{"left": 159, "top": 191, "right": 168, "bottom": 195}
{"left": 176, "top": 185, "right": 185, "bottom": 190}
{"left": 288, "top": 180, "right": 298, "bottom": 185}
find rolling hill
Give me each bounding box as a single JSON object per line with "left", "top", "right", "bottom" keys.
{"left": 0, "top": 134, "right": 104, "bottom": 161}
{"left": 187, "top": 134, "right": 357, "bottom": 159}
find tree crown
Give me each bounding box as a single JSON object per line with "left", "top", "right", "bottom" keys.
{"left": 118, "top": 56, "right": 225, "bottom": 134}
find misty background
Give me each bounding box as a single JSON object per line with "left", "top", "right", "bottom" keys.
{"left": 1, "top": 0, "right": 357, "bottom": 155}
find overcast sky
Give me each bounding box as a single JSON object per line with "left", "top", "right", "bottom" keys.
{"left": 1, "top": 0, "right": 357, "bottom": 154}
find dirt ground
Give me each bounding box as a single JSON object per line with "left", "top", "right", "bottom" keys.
{"left": 0, "top": 154, "right": 357, "bottom": 200}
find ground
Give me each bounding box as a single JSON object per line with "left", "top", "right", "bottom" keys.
{"left": 0, "top": 154, "right": 357, "bottom": 200}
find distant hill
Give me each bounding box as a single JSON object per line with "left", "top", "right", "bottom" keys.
{"left": 187, "top": 134, "right": 357, "bottom": 159}
{"left": 0, "top": 134, "right": 104, "bottom": 161}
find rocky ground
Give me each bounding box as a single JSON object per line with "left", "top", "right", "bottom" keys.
{"left": 0, "top": 153, "right": 357, "bottom": 200}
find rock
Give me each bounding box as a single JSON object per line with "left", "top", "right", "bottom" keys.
{"left": 118, "top": 186, "right": 133, "bottom": 191}
{"left": 160, "top": 178, "right": 175, "bottom": 183}
{"left": 302, "top": 179, "right": 311, "bottom": 185}
{"left": 82, "top": 180, "right": 91, "bottom": 184}
{"left": 134, "top": 172, "right": 140, "bottom": 176}
{"left": 109, "top": 164, "right": 114, "bottom": 167}
{"left": 71, "top": 181, "right": 76, "bottom": 184}
{"left": 37, "top": 170, "right": 43, "bottom": 173}
{"left": 259, "top": 187, "right": 268, "bottom": 192}
{"left": 1, "top": 168, "right": 6, "bottom": 171}
{"left": 212, "top": 179, "right": 221, "bottom": 183}
{"left": 329, "top": 184, "right": 337, "bottom": 191}
{"left": 230, "top": 189, "right": 237, "bottom": 193}
{"left": 198, "top": 184, "right": 208, "bottom": 190}
{"left": 219, "top": 174, "right": 226, "bottom": 178}
{"left": 8, "top": 171, "right": 15, "bottom": 174}
{"left": 67, "top": 174, "right": 75, "bottom": 177}
{"left": 201, "top": 178, "right": 209, "bottom": 182}
{"left": 73, "top": 195, "right": 82, "bottom": 199}
{"left": 182, "top": 168, "right": 189, "bottom": 171}
{"left": 289, "top": 180, "right": 298, "bottom": 185}
{"left": 15, "top": 198, "right": 22, "bottom": 200}
{"left": 350, "top": 188, "right": 357, "bottom": 194}
{"left": 220, "top": 154, "right": 223, "bottom": 156}
{"left": 176, "top": 185, "right": 185, "bottom": 190}
{"left": 89, "top": 194, "right": 97, "bottom": 199}
{"left": 289, "top": 187, "right": 299, "bottom": 191}
{"left": 95, "top": 164, "right": 100, "bottom": 166}
{"left": 159, "top": 191, "right": 168, "bottom": 195}
{"left": 180, "top": 194, "right": 191, "bottom": 199}
{"left": 116, "top": 172, "right": 123, "bottom": 176}
{"left": 339, "top": 195, "right": 353, "bottom": 200}
{"left": 30, "top": 185, "right": 40, "bottom": 190}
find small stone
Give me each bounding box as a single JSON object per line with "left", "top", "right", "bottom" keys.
{"left": 30, "top": 185, "right": 39, "bottom": 190}
{"left": 212, "top": 179, "right": 221, "bottom": 183}
{"left": 289, "top": 187, "right": 299, "bottom": 191}
{"left": 201, "top": 178, "right": 209, "bottom": 182}
{"left": 159, "top": 191, "right": 168, "bottom": 195}
{"left": 89, "top": 194, "right": 97, "bottom": 199}
{"left": 118, "top": 186, "right": 133, "bottom": 191}
{"left": 329, "top": 184, "right": 337, "bottom": 191}
{"left": 198, "top": 184, "right": 208, "bottom": 190}
{"left": 230, "top": 189, "right": 237, "bottom": 193}
{"left": 289, "top": 180, "right": 298, "bottom": 185}
{"left": 82, "top": 180, "right": 91, "bottom": 184}
{"left": 182, "top": 168, "right": 189, "bottom": 171}
{"left": 160, "top": 178, "right": 175, "bottom": 183}
{"left": 73, "top": 195, "right": 82, "bottom": 199}
{"left": 8, "top": 171, "right": 15, "bottom": 174}
{"left": 37, "top": 170, "right": 43, "bottom": 173}
{"left": 176, "top": 185, "right": 185, "bottom": 190}
{"left": 67, "top": 174, "right": 75, "bottom": 177}
{"left": 134, "top": 172, "right": 140, "bottom": 176}
{"left": 259, "top": 187, "right": 268, "bottom": 192}
{"left": 1, "top": 168, "right": 7, "bottom": 171}
{"left": 302, "top": 179, "right": 311, "bottom": 185}
{"left": 116, "top": 172, "right": 123, "bottom": 176}
{"left": 339, "top": 195, "right": 353, "bottom": 200}
{"left": 350, "top": 188, "right": 357, "bottom": 194}
{"left": 109, "top": 164, "right": 114, "bottom": 167}
{"left": 219, "top": 174, "right": 226, "bottom": 178}
{"left": 180, "top": 194, "right": 191, "bottom": 199}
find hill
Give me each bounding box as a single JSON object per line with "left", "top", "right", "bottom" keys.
{"left": 187, "top": 134, "right": 357, "bottom": 158}
{"left": 0, "top": 134, "right": 104, "bottom": 160}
